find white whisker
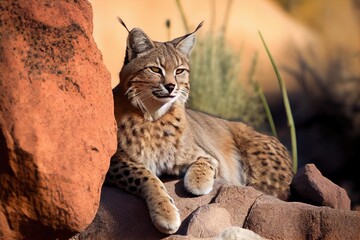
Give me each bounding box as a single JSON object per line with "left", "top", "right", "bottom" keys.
{"left": 177, "top": 88, "right": 189, "bottom": 104}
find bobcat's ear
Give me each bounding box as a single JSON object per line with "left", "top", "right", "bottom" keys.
{"left": 172, "top": 34, "right": 195, "bottom": 57}
{"left": 126, "top": 28, "right": 155, "bottom": 61}
{"left": 171, "top": 21, "right": 203, "bottom": 57}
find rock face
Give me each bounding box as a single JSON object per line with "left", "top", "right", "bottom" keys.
{"left": 0, "top": 1, "right": 117, "bottom": 239}
{"left": 291, "top": 164, "right": 351, "bottom": 210}
{"left": 78, "top": 179, "right": 360, "bottom": 240}
{"left": 245, "top": 195, "right": 360, "bottom": 239}
{"left": 77, "top": 180, "right": 223, "bottom": 240}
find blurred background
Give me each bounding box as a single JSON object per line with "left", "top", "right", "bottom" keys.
{"left": 90, "top": 0, "right": 360, "bottom": 208}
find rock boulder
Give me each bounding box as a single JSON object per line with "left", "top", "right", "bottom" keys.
{"left": 291, "top": 164, "right": 351, "bottom": 210}
{"left": 0, "top": 0, "right": 117, "bottom": 239}
{"left": 78, "top": 180, "right": 360, "bottom": 240}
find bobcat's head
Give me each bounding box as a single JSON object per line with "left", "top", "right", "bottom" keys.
{"left": 119, "top": 19, "right": 202, "bottom": 121}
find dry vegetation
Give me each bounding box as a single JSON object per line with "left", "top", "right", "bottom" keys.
{"left": 188, "top": 32, "right": 266, "bottom": 129}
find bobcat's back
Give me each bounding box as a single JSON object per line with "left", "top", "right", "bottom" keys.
{"left": 185, "top": 109, "right": 293, "bottom": 200}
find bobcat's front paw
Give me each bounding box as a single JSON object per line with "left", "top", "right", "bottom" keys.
{"left": 184, "top": 157, "right": 218, "bottom": 195}
{"left": 149, "top": 197, "right": 181, "bottom": 234}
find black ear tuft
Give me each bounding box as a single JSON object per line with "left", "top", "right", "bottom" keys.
{"left": 171, "top": 21, "right": 204, "bottom": 57}
{"left": 117, "top": 18, "right": 154, "bottom": 62}
{"left": 194, "top": 21, "right": 204, "bottom": 32}
{"left": 117, "top": 17, "right": 130, "bottom": 33}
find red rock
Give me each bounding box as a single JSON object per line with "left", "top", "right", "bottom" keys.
{"left": 244, "top": 194, "right": 360, "bottom": 240}
{"left": 78, "top": 180, "right": 220, "bottom": 239}
{"left": 79, "top": 186, "right": 164, "bottom": 240}
{"left": 291, "top": 164, "right": 351, "bottom": 210}
{"left": 77, "top": 182, "right": 360, "bottom": 240}
{"left": 186, "top": 204, "right": 232, "bottom": 238}
{"left": 0, "top": 0, "right": 117, "bottom": 239}
{"left": 214, "top": 185, "right": 264, "bottom": 226}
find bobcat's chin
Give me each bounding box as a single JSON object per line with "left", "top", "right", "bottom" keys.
{"left": 141, "top": 96, "right": 178, "bottom": 121}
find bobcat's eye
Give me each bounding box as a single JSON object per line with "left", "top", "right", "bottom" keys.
{"left": 149, "top": 67, "right": 161, "bottom": 74}
{"left": 175, "top": 69, "right": 185, "bottom": 75}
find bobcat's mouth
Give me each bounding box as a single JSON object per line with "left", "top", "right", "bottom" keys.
{"left": 152, "top": 91, "right": 176, "bottom": 99}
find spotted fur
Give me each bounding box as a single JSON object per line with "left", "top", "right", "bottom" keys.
{"left": 106, "top": 21, "right": 294, "bottom": 234}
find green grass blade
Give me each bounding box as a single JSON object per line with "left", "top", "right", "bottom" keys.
{"left": 259, "top": 88, "right": 278, "bottom": 138}
{"left": 175, "top": 0, "right": 190, "bottom": 32}
{"left": 259, "top": 31, "right": 298, "bottom": 173}
{"left": 248, "top": 53, "right": 278, "bottom": 138}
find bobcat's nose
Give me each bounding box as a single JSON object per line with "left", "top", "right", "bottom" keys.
{"left": 164, "top": 83, "right": 175, "bottom": 94}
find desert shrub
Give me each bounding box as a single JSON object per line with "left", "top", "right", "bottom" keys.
{"left": 188, "top": 32, "right": 266, "bottom": 129}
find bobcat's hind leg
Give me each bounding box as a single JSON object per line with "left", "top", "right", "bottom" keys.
{"left": 184, "top": 156, "right": 218, "bottom": 195}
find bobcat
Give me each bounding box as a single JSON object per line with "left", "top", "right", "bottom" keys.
{"left": 106, "top": 19, "right": 294, "bottom": 234}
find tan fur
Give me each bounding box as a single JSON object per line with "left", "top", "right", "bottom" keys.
{"left": 106, "top": 23, "right": 294, "bottom": 234}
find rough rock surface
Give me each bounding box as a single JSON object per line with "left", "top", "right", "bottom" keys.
{"left": 77, "top": 180, "right": 223, "bottom": 240}
{"left": 0, "top": 1, "right": 117, "bottom": 239}
{"left": 214, "top": 186, "right": 264, "bottom": 226}
{"left": 77, "top": 179, "right": 360, "bottom": 240}
{"left": 186, "top": 204, "right": 232, "bottom": 238}
{"left": 291, "top": 164, "right": 351, "bottom": 210}
{"left": 245, "top": 195, "right": 360, "bottom": 239}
